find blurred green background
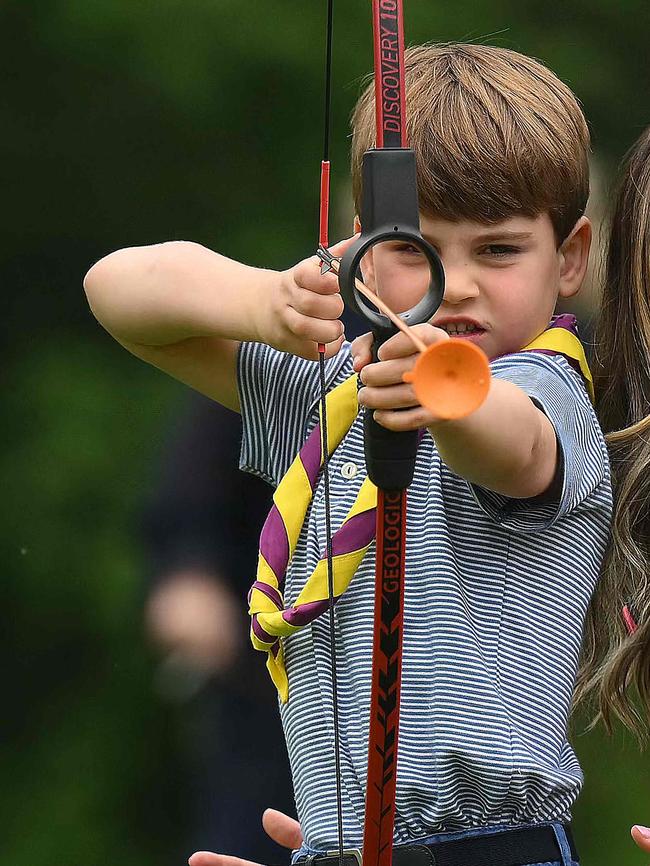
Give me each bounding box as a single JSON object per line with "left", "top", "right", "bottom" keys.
{"left": 2, "top": 1, "right": 649, "bottom": 864}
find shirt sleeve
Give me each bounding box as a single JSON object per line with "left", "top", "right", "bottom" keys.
{"left": 237, "top": 341, "right": 352, "bottom": 487}
{"left": 468, "top": 351, "right": 610, "bottom": 532}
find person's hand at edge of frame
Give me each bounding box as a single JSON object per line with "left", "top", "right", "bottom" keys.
{"left": 632, "top": 824, "right": 650, "bottom": 853}
{"left": 189, "top": 809, "right": 303, "bottom": 866}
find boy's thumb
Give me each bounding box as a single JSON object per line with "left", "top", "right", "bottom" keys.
{"left": 262, "top": 808, "right": 304, "bottom": 850}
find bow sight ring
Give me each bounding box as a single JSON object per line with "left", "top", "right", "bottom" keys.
{"left": 338, "top": 150, "right": 444, "bottom": 336}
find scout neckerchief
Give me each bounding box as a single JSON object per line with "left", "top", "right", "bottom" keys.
{"left": 249, "top": 313, "right": 593, "bottom": 703}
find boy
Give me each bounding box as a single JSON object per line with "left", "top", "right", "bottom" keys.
{"left": 85, "top": 44, "right": 610, "bottom": 866}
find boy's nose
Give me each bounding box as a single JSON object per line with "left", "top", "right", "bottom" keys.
{"left": 441, "top": 266, "right": 480, "bottom": 305}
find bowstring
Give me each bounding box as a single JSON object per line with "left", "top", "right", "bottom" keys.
{"left": 317, "top": 0, "right": 345, "bottom": 862}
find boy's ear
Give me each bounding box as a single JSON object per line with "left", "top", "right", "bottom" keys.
{"left": 558, "top": 215, "right": 591, "bottom": 299}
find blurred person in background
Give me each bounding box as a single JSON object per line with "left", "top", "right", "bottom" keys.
{"left": 590, "top": 123, "right": 650, "bottom": 744}
{"left": 592, "top": 123, "right": 650, "bottom": 863}
{"left": 143, "top": 310, "right": 364, "bottom": 862}
{"left": 141, "top": 393, "right": 294, "bottom": 863}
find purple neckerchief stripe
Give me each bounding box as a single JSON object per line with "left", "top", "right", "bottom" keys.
{"left": 274, "top": 511, "right": 376, "bottom": 631}
{"left": 327, "top": 507, "right": 376, "bottom": 559}
{"left": 549, "top": 313, "right": 579, "bottom": 334}
{"left": 257, "top": 417, "right": 326, "bottom": 588}
{"left": 252, "top": 615, "right": 277, "bottom": 646}
{"left": 259, "top": 506, "right": 290, "bottom": 584}
{"left": 252, "top": 581, "right": 284, "bottom": 609}
{"left": 261, "top": 510, "right": 376, "bottom": 633}
{"left": 283, "top": 598, "right": 333, "bottom": 627}
{"left": 300, "top": 422, "right": 324, "bottom": 488}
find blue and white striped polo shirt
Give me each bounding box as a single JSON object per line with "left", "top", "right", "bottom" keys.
{"left": 237, "top": 340, "right": 612, "bottom": 852}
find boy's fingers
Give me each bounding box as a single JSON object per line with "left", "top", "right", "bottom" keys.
{"left": 292, "top": 335, "right": 345, "bottom": 362}
{"left": 298, "top": 260, "right": 341, "bottom": 295}
{"left": 351, "top": 332, "right": 373, "bottom": 354}
{"left": 373, "top": 406, "right": 432, "bottom": 432}
{"left": 187, "top": 808, "right": 304, "bottom": 866}
{"left": 359, "top": 357, "right": 414, "bottom": 388}
{"left": 351, "top": 332, "right": 374, "bottom": 371}
{"left": 327, "top": 233, "right": 360, "bottom": 259}
{"left": 322, "top": 335, "right": 346, "bottom": 359}
{"left": 189, "top": 854, "right": 263, "bottom": 866}
{"left": 351, "top": 324, "right": 448, "bottom": 372}
{"left": 294, "top": 234, "right": 360, "bottom": 302}
{"left": 285, "top": 307, "right": 344, "bottom": 347}
{"left": 262, "top": 808, "right": 304, "bottom": 849}
{"left": 358, "top": 383, "right": 418, "bottom": 410}
{"left": 293, "top": 257, "right": 340, "bottom": 296}
{"left": 377, "top": 325, "right": 448, "bottom": 361}
{"left": 292, "top": 286, "right": 344, "bottom": 320}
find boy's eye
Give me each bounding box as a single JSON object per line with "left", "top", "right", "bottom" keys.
{"left": 391, "top": 242, "right": 423, "bottom": 255}
{"left": 481, "top": 244, "right": 522, "bottom": 258}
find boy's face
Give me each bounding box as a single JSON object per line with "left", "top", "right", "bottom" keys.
{"left": 361, "top": 212, "right": 591, "bottom": 360}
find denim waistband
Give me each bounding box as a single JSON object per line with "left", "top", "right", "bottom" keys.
{"left": 292, "top": 821, "right": 578, "bottom": 866}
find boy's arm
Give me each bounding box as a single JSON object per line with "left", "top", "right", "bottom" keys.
{"left": 354, "top": 327, "right": 558, "bottom": 500}
{"left": 429, "top": 378, "right": 557, "bottom": 499}
{"left": 84, "top": 241, "right": 272, "bottom": 410}
{"left": 84, "top": 240, "right": 346, "bottom": 410}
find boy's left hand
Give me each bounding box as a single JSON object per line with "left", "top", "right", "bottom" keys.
{"left": 352, "top": 324, "right": 449, "bottom": 431}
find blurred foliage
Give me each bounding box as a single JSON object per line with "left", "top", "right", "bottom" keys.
{"left": 2, "top": 0, "right": 649, "bottom": 863}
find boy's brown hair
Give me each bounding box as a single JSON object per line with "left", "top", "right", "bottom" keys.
{"left": 351, "top": 43, "right": 590, "bottom": 243}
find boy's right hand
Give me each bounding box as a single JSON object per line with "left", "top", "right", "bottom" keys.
{"left": 188, "top": 808, "right": 303, "bottom": 866}
{"left": 266, "top": 237, "right": 357, "bottom": 360}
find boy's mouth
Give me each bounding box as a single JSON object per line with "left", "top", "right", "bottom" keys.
{"left": 435, "top": 318, "right": 486, "bottom": 340}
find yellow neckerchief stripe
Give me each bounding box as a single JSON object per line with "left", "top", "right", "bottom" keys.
{"left": 525, "top": 328, "right": 594, "bottom": 402}
{"left": 321, "top": 372, "right": 360, "bottom": 452}
{"left": 271, "top": 374, "right": 359, "bottom": 552}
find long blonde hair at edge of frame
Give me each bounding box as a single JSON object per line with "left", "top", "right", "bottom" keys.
{"left": 577, "top": 126, "right": 650, "bottom": 743}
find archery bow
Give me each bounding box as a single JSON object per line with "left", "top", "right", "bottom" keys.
{"left": 316, "top": 5, "right": 490, "bottom": 866}
{"left": 335, "top": 7, "right": 443, "bottom": 866}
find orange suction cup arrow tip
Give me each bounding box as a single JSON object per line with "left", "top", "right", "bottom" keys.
{"left": 403, "top": 340, "right": 491, "bottom": 420}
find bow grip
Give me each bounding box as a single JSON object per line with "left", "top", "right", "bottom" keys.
{"left": 338, "top": 148, "right": 444, "bottom": 490}
{"left": 362, "top": 327, "right": 420, "bottom": 491}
